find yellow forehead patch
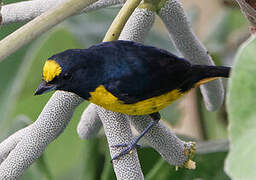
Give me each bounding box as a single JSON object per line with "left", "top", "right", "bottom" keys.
{"left": 43, "top": 60, "right": 62, "bottom": 82}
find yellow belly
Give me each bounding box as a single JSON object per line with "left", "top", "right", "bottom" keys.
{"left": 89, "top": 85, "right": 186, "bottom": 115}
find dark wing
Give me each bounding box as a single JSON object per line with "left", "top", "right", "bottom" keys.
{"left": 97, "top": 41, "right": 192, "bottom": 104}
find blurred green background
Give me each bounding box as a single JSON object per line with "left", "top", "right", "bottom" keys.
{"left": 0, "top": 0, "right": 252, "bottom": 179}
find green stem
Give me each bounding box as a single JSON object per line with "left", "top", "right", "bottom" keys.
{"left": 196, "top": 89, "right": 208, "bottom": 140}
{"left": 103, "top": 0, "right": 143, "bottom": 42}
{"left": 137, "top": 0, "right": 165, "bottom": 12}
{"left": 0, "top": 0, "right": 98, "bottom": 62}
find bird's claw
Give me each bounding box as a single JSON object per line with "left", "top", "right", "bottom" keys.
{"left": 111, "top": 143, "right": 141, "bottom": 149}
{"left": 111, "top": 141, "right": 141, "bottom": 162}
{"left": 110, "top": 120, "right": 158, "bottom": 162}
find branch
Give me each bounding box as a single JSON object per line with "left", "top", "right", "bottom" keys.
{"left": 0, "top": 0, "right": 99, "bottom": 62}
{"left": 1, "top": 0, "right": 121, "bottom": 25}
{"left": 196, "top": 139, "right": 229, "bottom": 154}
{"left": 103, "top": 0, "right": 142, "bottom": 41}
{"left": 129, "top": 115, "right": 196, "bottom": 168}
{"left": 97, "top": 108, "right": 144, "bottom": 179}
{"left": 77, "top": 103, "right": 102, "bottom": 139}
{"left": 0, "top": 127, "right": 28, "bottom": 165}
{"left": 119, "top": 7, "right": 155, "bottom": 42}
{"left": 0, "top": 92, "right": 83, "bottom": 179}
{"left": 235, "top": 0, "right": 256, "bottom": 33}
{"left": 158, "top": 0, "right": 225, "bottom": 111}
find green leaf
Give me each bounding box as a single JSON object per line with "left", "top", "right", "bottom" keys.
{"left": 0, "top": 22, "right": 31, "bottom": 138}
{"left": 145, "top": 151, "right": 229, "bottom": 180}
{"left": 100, "top": 145, "right": 116, "bottom": 180}
{"left": 8, "top": 115, "right": 32, "bottom": 135}
{"left": 226, "top": 36, "right": 256, "bottom": 180}
{"left": 3, "top": 0, "right": 25, "bottom": 5}
{"left": 36, "top": 155, "right": 53, "bottom": 180}
{"left": 82, "top": 139, "right": 102, "bottom": 180}
{"left": 139, "top": 148, "right": 161, "bottom": 175}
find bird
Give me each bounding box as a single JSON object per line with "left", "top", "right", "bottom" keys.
{"left": 35, "top": 40, "right": 231, "bottom": 160}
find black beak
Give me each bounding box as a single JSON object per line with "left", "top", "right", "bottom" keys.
{"left": 34, "top": 80, "right": 57, "bottom": 95}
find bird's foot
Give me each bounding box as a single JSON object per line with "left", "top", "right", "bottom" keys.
{"left": 111, "top": 113, "right": 160, "bottom": 162}
{"left": 111, "top": 139, "right": 141, "bottom": 161}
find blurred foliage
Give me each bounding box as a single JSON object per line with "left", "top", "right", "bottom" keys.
{"left": 226, "top": 36, "right": 256, "bottom": 180}
{"left": 0, "top": 1, "right": 253, "bottom": 180}
{"left": 144, "top": 150, "right": 229, "bottom": 180}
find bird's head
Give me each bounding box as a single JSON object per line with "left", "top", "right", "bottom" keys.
{"left": 35, "top": 49, "right": 94, "bottom": 96}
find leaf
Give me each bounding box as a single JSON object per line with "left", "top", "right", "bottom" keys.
{"left": 145, "top": 151, "right": 230, "bottom": 180}
{"left": 0, "top": 22, "right": 31, "bottom": 139}
{"left": 36, "top": 155, "right": 53, "bottom": 180}
{"left": 225, "top": 36, "right": 256, "bottom": 180}
{"left": 100, "top": 145, "right": 116, "bottom": 180}
{"left": 3, "top": 0, "right": 24, "bottom": 5}
{"left": 82, "top": 139, "right": 102, "bottom": 180}
{"left": 8, "top": 115, "right": 32, "bottom": 135}
{"left": 138, "top": 148, "right": 162, "bottom": 175}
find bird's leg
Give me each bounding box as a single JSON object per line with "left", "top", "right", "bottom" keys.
{"left": 111, "top": 112, "right": 160, "bottom": 161}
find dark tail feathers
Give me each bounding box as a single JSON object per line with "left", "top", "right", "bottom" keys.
{"left": 179, "top": 65, "right": 231, "bottom": 92}
{"left": 191, "top": 65, "right": 231, "bottom": 80}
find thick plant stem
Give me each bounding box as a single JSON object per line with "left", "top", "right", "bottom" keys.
{"left": 0, "top": 92, "right": 83, "bottom": 179}
{"left": 77, "top": 104, "right": 102, "bottom": 139}
{"left": 103, "top": 0, "right": 143, "bottom": 42}
{"left": 158, "top": 0, "right": 225, "bottom": 111}
{"left": 119, "top": 8, "right": 155, "bottom": 42}
{"left": 1, "top": 0, "right": 121, "bottom": 25}
{"left": 97, "top": 108, "right": 144, "bottom": 180}
{"left": 0, "top": 0, "right": 98, "bottom": 62}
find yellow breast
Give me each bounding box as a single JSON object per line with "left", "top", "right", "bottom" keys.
{"left": 89, "top": 85, "right": 186, "bottom": 115}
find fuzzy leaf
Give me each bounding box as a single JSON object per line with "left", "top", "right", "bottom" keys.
{"left": 225, "top": 36, "right": 256, "bottom": 180}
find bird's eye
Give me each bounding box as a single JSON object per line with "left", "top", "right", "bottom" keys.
{"left": 63, "top": 72, "right": 72, "bottom": 80}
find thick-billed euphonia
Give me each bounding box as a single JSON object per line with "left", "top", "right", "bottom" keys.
{"left": 35, "top": 40, "right": 230, "bottom": 160}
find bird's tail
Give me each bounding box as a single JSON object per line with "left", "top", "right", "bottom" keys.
{"left": 190, "top": 65, "right": 231, "bottom": 87}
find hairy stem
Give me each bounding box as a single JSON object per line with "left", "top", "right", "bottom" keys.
{"left": 0, "top": 0, "right": 98, "bottom": 62}
{"left": 103, "top": 0, "right": 143, "bottom": 42}
{"left": 1, "top": 0, "right": 121, "bottom": 25}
